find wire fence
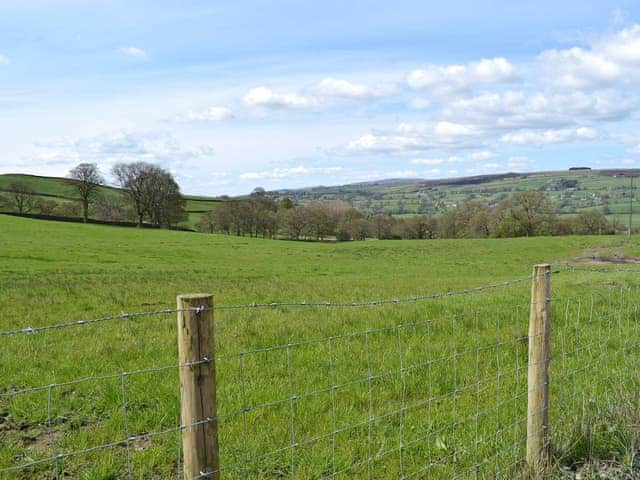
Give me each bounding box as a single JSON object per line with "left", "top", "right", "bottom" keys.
{"left": 2, "top": 266, "right": 640, "bottom": 478}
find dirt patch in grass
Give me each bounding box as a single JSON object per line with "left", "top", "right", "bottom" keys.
{"left": 571, "top": 253, "right": 640, "bottom": 265}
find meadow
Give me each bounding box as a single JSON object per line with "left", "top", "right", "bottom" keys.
{"left": 2, "top": 214, "right": 640, "bottom": 479}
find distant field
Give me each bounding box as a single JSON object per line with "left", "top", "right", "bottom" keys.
{"left": 273, "top": 169, "right": 640, "bottom": 226}
{"left": 2, "top": 215, "right": 640, "bottom": 478}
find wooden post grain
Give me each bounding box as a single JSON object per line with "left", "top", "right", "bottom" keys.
{"left": 526, "top": 264, "right": 551, "bottom": 475}
{"left": 177, "top": 294, "right": 219, "bottom": 480}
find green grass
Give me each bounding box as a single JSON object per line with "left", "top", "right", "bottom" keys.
{"left": 2, "top": 215, "right": 640, "bottom": 479}
{"left": 0, "top": 174, "right": 221, "bottom": 229}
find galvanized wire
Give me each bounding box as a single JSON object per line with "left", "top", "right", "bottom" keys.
{"left": 3, "top": 268, "right": 640, "bottom": 478}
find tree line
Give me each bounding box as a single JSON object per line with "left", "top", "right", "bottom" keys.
{"left": 198, "top": 190, "right": 618, "bottom": 240}
{"left": 0, "top": 162, "right": 187, "bottom": 228}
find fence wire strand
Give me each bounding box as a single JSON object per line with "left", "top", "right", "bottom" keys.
{"left": 3, "top": 267, "right": 640, "bottom": 478}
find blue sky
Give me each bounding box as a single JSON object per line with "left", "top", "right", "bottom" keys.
{"left": 2, "top": 1, "right": 640, "bottom": 195}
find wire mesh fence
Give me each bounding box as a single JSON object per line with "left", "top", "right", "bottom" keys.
{"left": 1, "top": 266, "right": 640, "bottom": 479}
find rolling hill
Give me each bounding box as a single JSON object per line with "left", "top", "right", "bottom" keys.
{"left": 3, "top": 168, "right": 640, "bottom": 228}
{"left": 269, "top": 168, "right": 640, "bottom": 226}
{"left": 0, "top": 173, "right": 222, "bottom": 229}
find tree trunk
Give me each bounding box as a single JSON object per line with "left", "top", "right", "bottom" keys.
{"left": 83, "top": 199, "right": 89, "bottom": 223}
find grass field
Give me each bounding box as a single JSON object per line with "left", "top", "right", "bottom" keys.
{"left": 2, "top": 214, "right": 640, "bottom": 479}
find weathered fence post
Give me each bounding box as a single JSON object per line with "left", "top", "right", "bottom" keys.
{"left": 527, "top": 264, "right": 551, "bottom": 475}
{"left": 177, "top": 294, "right": 220, "bottom": 480}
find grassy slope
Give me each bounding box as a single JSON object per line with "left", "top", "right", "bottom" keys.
{"left": 0, "top": 174, "right": 220, "bottom": 227}
{"left": 1, "top": 215, "right": 640, "bottom": 478}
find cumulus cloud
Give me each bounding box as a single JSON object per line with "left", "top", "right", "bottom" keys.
{"left": 239, "top": 165, "right": 343, "bottom": 180}
{"left": 539, "top": 25, "right": 640, "bottom": 89}
{"left": 243, "top": 86, "right": 316, "bottom": 110}
{"left": 177, "top": 106, "right": 234, "bottom": 122}
{"left": 500, "top": 127, "right": 598, "bottom": 146}
{"left": 32, "top": 130, "right": 215, "bottom": 177}
{"left": 346, "top": 121, "right": 481, "bottom": 154}
{"left": 443, "top": 90, "right": 635, "bottom": 130}
{"left": 120, "top": 47, "right": 147, "bottom": 58}
{"left": 313, "top": 77, "right": 397, "bottom": 100}
{"left": 407, "top": 57, "right": 518, "bottom": 93}
{"left": 0, "top": 54, "right": 9, "bottom": 65}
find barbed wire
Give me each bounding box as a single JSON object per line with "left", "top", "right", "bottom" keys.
{"left": 0, "top": 274, "right": 535, "bottom": 338}
{"left": 212, "top": 275, "right": 534, "bottom": 311}
{"left": 0, "top": 307, "right": 189, "bottom": 338}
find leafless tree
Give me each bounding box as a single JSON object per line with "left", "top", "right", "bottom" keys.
{"left": 112, "top": 162, "right": 187, "bottom": 228}
{"left": 8, "top": 182, "right": 36, "bottom": 215}
{"left": 68, "top": 163, "right": 104, "bottom": 222}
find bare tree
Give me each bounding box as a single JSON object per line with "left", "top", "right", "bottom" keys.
{"left": 68, "top": 163, "right": 104, "bottom": 222}
{"left": 35, "top": 198, "right": 58, "bottom": 216}
{"left": 112, "top": 162, "right": 150, "bottom": 226}
{"left": 8, "top": 182, "right": 36, "bottom": 215}
{"left": 112, "top": 162, "right": 186, "bottom": 228}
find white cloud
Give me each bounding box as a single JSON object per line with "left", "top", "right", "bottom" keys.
{"left": 407, "top": 57, "right": 518, "bottom": 93}
{"left": 470, "top": 150, "right": 496, "bottom": 160}
{"left": 409, "top": 156, "right": 464, "bottom": 165}
{"left": 506, "top": 156, "right": 533, "bottom": 170}
{"left": 346, "top": 121, "right": 481, "bottom": 154}
{"left": 500, "top": 127, "right": 598, "bottom": 146}
{"left": 178, "top": 106, "right": 234, "bottom": 122}
{"left": 443, "top": 90, "right": 634, "bottom": 130}
{"left": 539, "top": 25, "right": 640, "bottom": 89}
{"left": 0, "top": 54, "right": 9, "bottom": 65}
{"left": 239, "top": 165, "right": 343, "bottom": 180}
{"left": 313, "top": 77, "right": 397, "bottom": 100}
{"left": 410, "top": 151, "right": 495, "bottom": 166}
{"left": 120, "top": 47, "right": 147, "bottom": 58}
{"left": 32, "top": 130, "right": 215, "bottom": 178}
{"left": 243, "top": 86, "right": 315, "bottom": 110}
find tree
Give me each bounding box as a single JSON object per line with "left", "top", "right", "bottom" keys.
{"left": 35, "top": 198, "right": 58, "bottom": 216}
{"left": 493, "top": 191, "right": 553, "bottom": 237}
{"left": 112, "top": 162, "right": 187, "bottom": 228}
{"left": 68, "top": 163, "right": 104, "bottom": 222}
{"left": 279, "top": 207, "right": 308, "bottom": 240}
{"left": 94, "top": 194, "right": 135, "bottom": 223}
{"left": 278, "top": 197, "right": 294, "bottom": 210}
{"left": 145, "top": 169, "right": 187, "bottom": 227}
{"left": 573, "top": 210, "right": 612, "bottom": 235}
{"left": 197, "top": 211, "right": 217, "bottom": 233}
{"left": 8, "top": 182, "right": 36, "bottom": 215}
{"left": 112, "top": 162, "right": 151, "bottom": 226}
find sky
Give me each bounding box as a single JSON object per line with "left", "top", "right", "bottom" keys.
{"left": 2, "top": 1, "right": 640, "bottom": 195}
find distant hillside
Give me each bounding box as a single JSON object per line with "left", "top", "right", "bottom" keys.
{"left": 0, "top": 173, "right": 222, "bottom": 228}
{"left": 4, "top": 168, "right": 640, "bottom": 228}
{"left": 269, "top": 169, "right": 640, "bottom": 226}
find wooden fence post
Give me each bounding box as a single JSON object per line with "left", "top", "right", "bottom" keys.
{"left": 177, "top": 294, "right": 220, "bottom": 480}
{"left": 527, "top": 264, "right": 551, "bottom": 475}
